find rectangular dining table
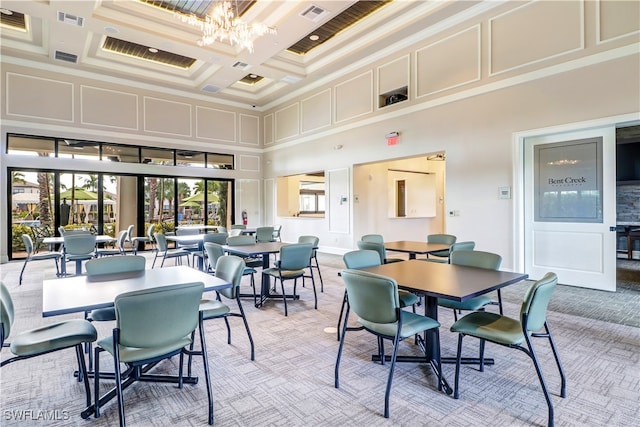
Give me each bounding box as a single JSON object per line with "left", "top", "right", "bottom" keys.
{"left": 221, "top": 241, "right": 294, "bottom": 307}
{"left": 384, "top": 240, "right": 451, "bottom": 259}
{"left": 165, "top": 234, "right": 207, "bottom": 269}
{"left": 42, "top": 265, "right": 230, "bottom": 317}
{"left": 360, "top": 259, "right": 528, "bottom": 394}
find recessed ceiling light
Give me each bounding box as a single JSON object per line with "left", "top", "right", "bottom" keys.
{"left": 0, "top": 8, "right": 13, "bottom": 15}
{"left": 249, "top": 74, "right": 257, "bottom": 79}
{"left": 309, "top": 34, "right": 319, "bottom": 41}
{"left": 148, "top": 47, "right": 158, "bottom": 53}
{"left": 104, "top": 26, "right": 119, "bottom": 34}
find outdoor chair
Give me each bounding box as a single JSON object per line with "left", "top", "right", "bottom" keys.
{"left": 131, "top": 224, "right": 155, "bottom": 254}
{"left": 335, "top": 269, "right": 441, "bottom": 419}
{"left": 19, "top": 234, "right": 62, "bottom": 285}
{"left": 95, "top": 229, "right": 128, "bottom": 257}
{"left": 1, "top": 281, "right": 97, "bottom": 409}
{"left": 93, "top": 282, "right": 214, "bottom": 426}
{"left": 450, "top": 272, "right": 566, "bottom": 427}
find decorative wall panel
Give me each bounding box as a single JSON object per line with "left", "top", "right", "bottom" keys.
{"left": 328, "top": 167, "right": 350, "bottom": 233}
{"left": 239, "top": 154, "right": 260, "bottom": 172}
{"left": 6, "top": 73, "right": 73, "bottom": 122}
{"left": 81, "top": 86, "right": 138, "bottom": 129}
{"left": 597, "top": 0, "right": 640, "bottom": 43}
{"left": 196, "top": 106, "right": 235, "bottom": 142}
{"left": 275, "top": 103, "right": 300, "bottom": 142}
{"left": 301, "top": 89, "right": 331, "bottom": 134}
{"left": 489, "top": 0, "right": 583, "bottom": 75}
{"left": 264, "top": 113, "right": 274, "bottom": 145}
{"left": 335, "top": 71, "right": 373, "bottom": 123}
{"left": 378, "top": 55, "right": 409, "bottom": 95}
{"left": 416, "top": 26, "right": 480, "bottom": 98}
{"left": 144, "top": 97, "right": 191, "bottom": 136}
{"left": 239, "top": 113, "right": 259, "bottom": 145}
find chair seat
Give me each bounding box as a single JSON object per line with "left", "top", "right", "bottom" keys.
{"left": 359, "top": 310, "right": 439, "bottom": 339}
{"left": 97, "top": 336, "right": 192, "bottom": 363}
{"left": 263, "top": 267, "right": 305, "bottom": 279}
{"left": 398, "top": 290, "right": 419, "bottom": 307}
{"left": 30, "top": 252, "right": 62, "bottom": 261}
{"left": 243, "top": 267, "right": 257, "bottom": 275}
{"left": 10, "top": 319, "right": 97, "bottom": 357}
{"left": 89, "top": 307, "right": 116, "bottom": 322}
{"left": 450, "top": 311, "right": 524, "bottom": 346}
{"left": 165, "top": 249, "right": 191, "bottom": 257}
{"left": 438, "top": 295, "right": 492, "bottom": 311}
{"left": 199, "top": 299, "right": 231, "bottom": 319}
{"left": 66, "top": 254, "right": 94, "bottom": 261}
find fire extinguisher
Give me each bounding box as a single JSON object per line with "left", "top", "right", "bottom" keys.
{"left": 242, "top": 209, "right": 248, "bottom": 225}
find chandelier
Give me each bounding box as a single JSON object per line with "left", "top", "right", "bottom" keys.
{"left": 176, "top": 1, "right": 276, "bottom": 53}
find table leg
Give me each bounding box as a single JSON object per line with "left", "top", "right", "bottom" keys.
{"left": 254, "top": 253, "right": 300, "bottom": 308}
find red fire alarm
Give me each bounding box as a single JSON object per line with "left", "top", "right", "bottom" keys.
{"left": 386, "top": 131, "right": 399, "bottom": 146}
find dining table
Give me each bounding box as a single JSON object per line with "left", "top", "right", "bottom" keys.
{"left": 384, "top": 240, "right": 451, "bottom": 259}
{"left": 165, "top": 234, "right": 207, "bottom": 269}
{"left": 221, "top": 241, "right": 294, "bottom": 307}
{"left": 360, "top": 259, "right": 528, "bottom": 394}
{"left": 42, "top": 234, "right": 117, "bottom": 276}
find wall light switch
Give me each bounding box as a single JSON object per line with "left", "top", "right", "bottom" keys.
{"left": 499, "top": 186, "right": 511, "bottom": 199}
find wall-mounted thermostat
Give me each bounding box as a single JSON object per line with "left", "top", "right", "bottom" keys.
{"left": 498, "top": 186, "right": 511, "bottom": 199}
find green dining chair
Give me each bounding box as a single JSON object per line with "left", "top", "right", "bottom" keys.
{"left": 438, "top": 250, "right": 503, "bottom": 320}
{"left": 1, "top": 281, "right": 97, "bottom": 408}
{"left": 255, "top": 226, "right": 275, "bottom": 242}
{"left": 426, "top": 233, "right": 457, "bottom": 261}
{"left": 450, "top": 272, "right": 566, "bottom": 427}
{"left": 131, "top": 223, "right": 156, "bottom": 254}
{"left": 189, "top": 255, "right": 255, "bottom": 367}
{"left": 95, "top": 229, "right": 128, "bottom": 257}
{"left": 335, "top": 269, "right": 442, "bottom": 419}
{"left": 356, "top": 240, "right": 403, "bottom": 264}
{"left": 298, "top": 235, "right": 324, "bottom": 292}
{"left": 192, "top": 232, "right": 229, "bottom": 270}
{"left": 263, "top": 243, "right": 315, "bottom": 316}
{"left": 63, "top": 233, "right": 97, "bottom": 275}
{"left": 336, "top": 250, "right": 419, "bottom": 341}
{"left": 423, "top": 240, "right": 475, "bottom": 264}
{"left": 206, "top": 242, "right": 257, "bottom": 303}
{"left": 19, "top": 234, "right": 62, "bottom": 285}
{"left": 152, "top": 232, "right": 191, "bottom": 268}
{"left": 361, "top": 234, "right": 384, "bottom": 244}
{"left": 93, "top": 282, "right": 213, "bottom": 426}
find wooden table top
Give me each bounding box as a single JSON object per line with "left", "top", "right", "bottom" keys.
{"left": 384, "top": 241, "right": 451, "bottom": 255}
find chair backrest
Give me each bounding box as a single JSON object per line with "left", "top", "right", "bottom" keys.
{"left": 202, "top": 232, "right": 228, "bottom": 245}
{"left": 22, "top": 234, "right": 34, "bottom": 256}
{"left": 154, "top": 233, "right": 169, "bottom": 251}
{"left": 298, "top": 235, "right": 319, "bottom": 246}
{"left": 521, "top": 272, "right": 557, "bottom": 332}
{"left": 450, "top": 241, "right": 475, "bottom": 254}
{"left": 427, "top": 234, "right": 457, "bottom": 245}
{"left": 63, "top": 229, "right": 91, "bottom": 236}
{"left": 361, "top": 234, "right": 384, "bottom": 244}
{"left": 58, "top": 226, "right": 66, "bottom": 236}
{"left": 114, "top": 282, "right": 204, "bottom": 349}
{"left": 227, "top": 235, "right": 256, "bottom": 246}
{"left": 450, "top": 250, "right": 502, "bottom": 270}
{"left": 63, "top": 234, "right": 97, "bottom": 255}
{"left": 228, "top": 229, "right": 243, "bottom": 237}
{"left": 116, "top": 229, "right": 128, "bottom": 250}
{"left": 215, "top": 255, "right": 245, "bottom": 299}
{"left": 343, "top": 250, "right": 382, "bottom": 269}
{"left": 0, "top": 282, "right": 15, "bottom": 343}
{"left": 176, "top": 228, "right": 199, "bottom": 236}
{"left": 272, "top": 225, "right": 282, "bottom": 239}
{"left": 356, "top": 240, "right": 385, "bottom": 265}
{"left": 279, "top": 243, "right": 313, "bottom": 270}
{"left": 204, "top": 242, "right": 225, "bottom": 268}
{"left": 231, "top": 224, "right": 246, "bottom": 230}
{"left": 341, "top": 269, "right": 400, "bottom": 324}
{"left": 86, "top": 255, "right": 146, "bottom": 276}
{"left": 146, "top": 224, "right": 156, "bottom": 241}
{"left": 217, "top": 226, "right": 227, "bottom": 233}
{"left": 125, "top": 224, "right": 134, "bottom": 242}
{"left": 255, "top": 226, "right": 275, "bottom": 242}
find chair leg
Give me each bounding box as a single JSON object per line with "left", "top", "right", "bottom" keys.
{"left": 335, "top": 304, "right": 351, "bottom": 388}
{"left": 308, "top": 268, "right": 318, "bottom": 309}
{"left": 250, "top": 273, "right": 257, "bottom": 307}
{"left": 237, "top": 297, "right": 255, "bottom": 361}
{"left": 384, "top": 333, "right": 401, "bottom": 419}
{"left": 19, "top": 259, "right": 28, "bottom": 285}
{"left": 378, "top": 336, "right": 385, "bottom": 366}
{"left": 453, "top": 334, "right": 464, "bottom": 399}
{"left": 94, "top": 346, "right": 102, "bottom": 418}
{"left": 223, "top": 317, "right": 231, "bottom": 344}
{"left": 198, "top": 315, "right": 215, "bottom": 425}
{"left": 280, "top": 277, "right": 288, "bottom": 316}
{"left": 336, "top": 291, "right": 348, "bottom": 341}
{"left": 497, "top": 289, "right": 504, "bottom": 315}
{"left": 523, "top": 333, "right": 555, "bottom": 427}
{"left": 75, "top": 344, "right": 92, "bottom": 408}
{"left": 544, "top": 323, "right": 567, "bottom": 398}
{"left": 479, "top": 339, "right": 486, "bottom": 372}
{"left": 112, "top": 331, "right": 126, "bottom": 427}
{"left": 314, "top": 254, "right": 324, "bottom": 292}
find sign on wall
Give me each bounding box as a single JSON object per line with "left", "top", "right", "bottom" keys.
{"left": 534, "top": 137, "right": 603, "bottom": 223}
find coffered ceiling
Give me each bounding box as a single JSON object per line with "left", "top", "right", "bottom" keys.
{"left": 0, "top": 0, "right": 485, "bottom": 108}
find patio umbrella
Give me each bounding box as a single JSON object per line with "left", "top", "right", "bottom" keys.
{"left": 179, "top": 200, "right": 201, "bottom": 207}
{"left": 182, "top": 192, "right": 219, "bottom": 203}
{"left": 59, "top": 188, "right": 98, "bottom": 200}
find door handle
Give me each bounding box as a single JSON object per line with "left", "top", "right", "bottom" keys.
{"left": 610, "top": 226, "right": 617, "bottom": 232}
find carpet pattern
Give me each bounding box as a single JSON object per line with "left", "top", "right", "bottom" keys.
{"left": 1, "top": 252, "right": 638, "bottom": 426}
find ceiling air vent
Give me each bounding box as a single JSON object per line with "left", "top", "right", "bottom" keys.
{"left": 54, "top": 50, "right": 78, "bottom": 63}
{"left": 201, "top": 84, "right": 221, "bottom": 93}
{"left": 300, "top": 5, "right": 329, "bottom": 23}
{"left": 232, "top": 61, "right": 250, "bottom": 70}
{"left": 57, "top": 11, "right": 84, "bottom": 27}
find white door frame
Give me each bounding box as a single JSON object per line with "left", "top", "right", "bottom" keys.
{"left": 512, "top": 112, "right": 640, "bottom": 275}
